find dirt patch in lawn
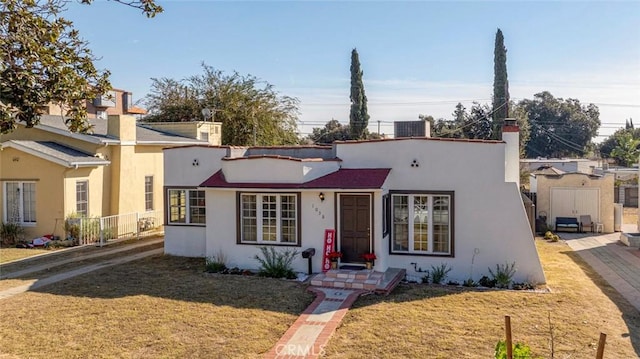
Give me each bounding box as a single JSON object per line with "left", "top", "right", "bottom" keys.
{"left": 0, "top": 255, "right": 314, "bottom": 358}
{"left": 326, "top": 239, "right": 640, "bottom": 358}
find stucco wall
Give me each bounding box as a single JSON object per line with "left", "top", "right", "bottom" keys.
{"left": 164, "top": 225, "right": 207, "bottom": 257}
{"left": 0, "top": 148, "right": 67, "bottom": 239}
{"left": 535, "top": 173, "right": 614, "bottom": 233}
{"left": 335, "top": 140, "right": 543, "bottom": 283}
{"left": 222, "top": 158, "right": 340, "bottom": 184}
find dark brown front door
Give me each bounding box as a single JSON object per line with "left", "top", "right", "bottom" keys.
{"left": 340, "top": 194, "right": 371, "bottom": 263}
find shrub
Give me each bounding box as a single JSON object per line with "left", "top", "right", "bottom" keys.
{"left": 494, "top": 340, "right": 535, "bottom": 359}
{"left": 205, "top": 250, "right": 228, "bottom": 273}
{"left": 488, "top": 262, "right": 517, "bottom": 289}
{"left": 421, "top": 272, "right": 430, "bottom": 284}
{"left": 550, "top": 234, "right": 560, "bottom": 242}
{"left": 430, "top": 263, "right": 452, "bottom": 284}
{"left": 446, "top": 280, "right": 459, "bottom": 286}
{"left": 544, "top": 231, "right": 553, "bottom": 240}
{"left": 254, "top": 246, "right": 299, "bottom": 279}
{"left": 479, "top": 275, "right": 497, "bottom": 288}
{"left": 1, "top": 222, "right": 25, "bottom": 245}
{"left": 462, "top": 278, "right": 478, "bottom": 287}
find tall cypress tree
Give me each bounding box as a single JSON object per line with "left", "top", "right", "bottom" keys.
{"left": 349, "top": 48, "right": 370, "bottom": 140}
{"left": 492, "top": 28, "right": 509, "bottom": 138}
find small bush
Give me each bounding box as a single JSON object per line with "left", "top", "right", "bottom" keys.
{"left": 421, "top": 271, "right": 430, "bottom": 284}
{"left": 488, "top": 262, "right": 517, "bottom": 289}
{"left": 550, "top": 234, "right": 560, "bottom": 242}
{"left": 479, "top": 275, "right": 497, "bottom": 288}
{"left": 254, "top": 246, "right": 299, "bottom": 279}
{"left": 494, "top": 340, "right": 534, "bottom": 359}
{"left": 446, "top": 280, "right": 459, "bottom": 286}
{"left": 462, "top": 278, "right": 478, "bottom": 287}
{"left": 205, "top": 250, "right": 228, "bottom": 273}
{"left": 430, "top": 263, "right": 452, "bottom": 284}
{"left": 1, "top": 222, "right": 25, "bottom": 245}
{"left": 544, "top": 231, "right": 553, "bottom": 240}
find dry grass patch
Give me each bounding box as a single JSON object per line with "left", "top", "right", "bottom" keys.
{"left": 0, "top": 247, "right": 52, "bottom": 264}
{"left": 0, "top": 236, "right": 162, "bottom": 272}
{"left": 326, "top": 239, "right": 640, "bottom": 358}
{"left": 0, "top": 255, "right": 313, "bottom": 358}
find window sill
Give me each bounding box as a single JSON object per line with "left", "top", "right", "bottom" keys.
{"left": 390, "top": 251, "right": 453, "bottom": 257}
{"left": 238, "top": 241, "right": 301, "bottom": 247}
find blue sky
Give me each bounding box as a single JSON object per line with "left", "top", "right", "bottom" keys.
{"left": 66, "top": 1, "right": 640, "bottom": 140}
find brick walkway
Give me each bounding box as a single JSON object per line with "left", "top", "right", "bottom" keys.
{"left": 264, "top": 287, "right": 364, "bottom": 359}
{"left": 562, "top": 224, "right": 640, "bottom": 312}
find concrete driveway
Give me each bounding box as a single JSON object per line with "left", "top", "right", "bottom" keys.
{"left": 561, "top": 224, "right": 640, "bottom": 312}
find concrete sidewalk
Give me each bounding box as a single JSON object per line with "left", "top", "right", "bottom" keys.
{"left": 0, "top": 248, "right": 163, "bottom": 300}
{"left": 0, "top": 237, "right": 164, "bottom": 280}
{"left": 265, "top": 287, "right": 364, "bottom": 359}
{"left": 562, "top": 224, "right": 640, "bottom": 312}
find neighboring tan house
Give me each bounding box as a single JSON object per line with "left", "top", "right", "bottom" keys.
{"left": 39, "top": 88, "right": 148, "bottom": 120}
{"left": 163, "top": 120, "right": 546, "bottom": 284}
{"left": 0, "top": 114, "right": 208, "bottom": 241}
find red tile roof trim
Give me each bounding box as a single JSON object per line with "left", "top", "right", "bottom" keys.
{"left": 200, "top": 168, "right": 391, "bottom": 189}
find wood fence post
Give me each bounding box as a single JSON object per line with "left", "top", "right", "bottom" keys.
{"left": 505, "top": 315, "right": 513, "bottom": 359}
{"left": 596, "top": 333, "right": 606, "bottom": 359}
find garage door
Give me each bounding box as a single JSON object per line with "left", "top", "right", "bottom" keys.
{"left": 550, "top": 188, "right": 600, "bottom": 224}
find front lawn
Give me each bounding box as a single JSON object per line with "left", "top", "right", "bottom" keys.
{"left": 0, "top": 247, "right": 52, "bottom": 264}
{"left": 326, "top": 239, "right": 640, "bottom": 358}
{"left": 0, "top": 255, "right": 313, "bottom": 358}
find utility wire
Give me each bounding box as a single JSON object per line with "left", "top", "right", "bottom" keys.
{"left": 438, "top": 101, "right": 508, "bottom": 136}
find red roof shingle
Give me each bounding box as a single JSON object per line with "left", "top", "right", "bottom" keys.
{"left": 200, "top": 168, "right": 391, "bottom": 189}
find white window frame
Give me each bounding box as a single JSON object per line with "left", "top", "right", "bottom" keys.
{"left": 3, "top": 181, "right": 37, "bottom": 226}
{"left": 145, "top": 176, "right": 154, "bottom": 211}
{"left": 390, "top": 192, "right": 453, "bottom": 256}
{"left": 76, "top": 180, "right": 89, "bottom": 216}
{"left": 166, "top": 188, "right": 205, "bottom": 225}
{"left": 239, "top": 193, "right": 299, "bottom": 245}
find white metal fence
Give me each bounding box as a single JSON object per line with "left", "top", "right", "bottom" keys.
{"left": 68, "top": 210, "right": 163, "bottom": 246}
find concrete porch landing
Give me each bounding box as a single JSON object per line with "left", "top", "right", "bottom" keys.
{"left": 309, "top": 267, "right": 406, "bottom": 295}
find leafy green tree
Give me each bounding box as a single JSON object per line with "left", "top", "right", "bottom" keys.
{"left": 610, "top": 132, "right": 640, "bottom": 167}
{"left": 599, "top": 124, "right": 640, "bottom": 159}
{"left": 492, "top": 28, "right": 509, "bottom": 138}
{"left": 349, "top": 48, "right": 370, "bottom": 140}
{"left": 307, "top": 119, "right": 351, "bottom": 144}
{"left": 144, "top": 64, "right": 299, "bottom": 146}
{"left": 0, "top": 0, "right": 161, "bottom": 134}
{"left": 462, "top": 103, "right": 493, "bottom": 140}
{"left": 519, "top": 91, "right": 600, "bottom": 158}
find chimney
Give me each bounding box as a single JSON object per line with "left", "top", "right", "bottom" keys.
{"left": 107, "top": 114, "right": 137, "bottom": 143}
{"left": 423, "top": 119, "right": 431, "bottom": 138}
{"left": 502, "top": 118, "right": 519, "bottom": 188}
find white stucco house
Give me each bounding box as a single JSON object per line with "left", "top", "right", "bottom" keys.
{"left": 163, "top": 120, "right": 545, "bottom": 284}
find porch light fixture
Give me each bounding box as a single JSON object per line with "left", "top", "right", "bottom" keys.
{"left": 319, "top": 192, "right": 325, "bottom": 201}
